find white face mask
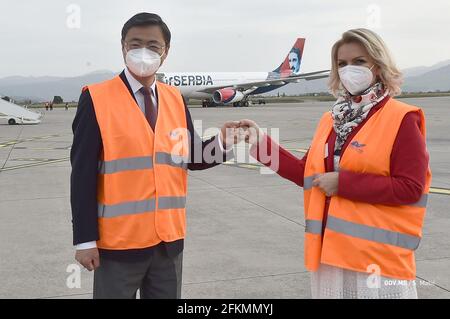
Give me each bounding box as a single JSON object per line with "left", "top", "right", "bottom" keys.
{"left": 338, "top": 64, "right": 375, "bottom": 95}
{"left": 125, "top": 48, "right": 163, "bottom": 77}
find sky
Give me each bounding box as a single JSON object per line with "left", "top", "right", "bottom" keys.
{"left": 0, "top": 0, "right": 449, "bottom": 78}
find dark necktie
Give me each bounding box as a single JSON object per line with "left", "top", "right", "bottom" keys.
{"left": 139, "top": 87, "right": 157, "bottom": 131}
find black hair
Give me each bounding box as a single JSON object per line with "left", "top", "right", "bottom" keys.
{"left": 121, "top": 12, "right": 171, "bottom": 45}
{"left": 290, "top": 47, "right": 301, "bottom": 58}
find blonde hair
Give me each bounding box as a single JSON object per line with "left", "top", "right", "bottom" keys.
{"left": 328, "top": 28, "right": 403, "bottom": 97}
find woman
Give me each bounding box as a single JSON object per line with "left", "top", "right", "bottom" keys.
{"left": 241, "top": 28, "right": 431, "bottom": 299}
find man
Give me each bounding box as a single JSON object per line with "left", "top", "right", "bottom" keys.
{"left": 71, "top": 12, "right": 241, "bottom": 299}
{"left": 288, "top": 48, "right": 301, "bottom": 74}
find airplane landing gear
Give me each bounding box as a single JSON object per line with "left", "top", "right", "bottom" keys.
{"left": 202, "top": 100, "right": 218, "bottom": 108}
{"left": 202, "top": 100, "right": 250, "bottom": 107}
{"left": 233, "top": 101, "right": 249, "bottom": 107}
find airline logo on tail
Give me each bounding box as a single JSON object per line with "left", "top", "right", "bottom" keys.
{"left": 272, "top": 38, "right": 305, "bottom": 77}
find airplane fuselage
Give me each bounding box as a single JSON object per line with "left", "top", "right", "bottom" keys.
{"left": 161, "top": 72, "right": 270, "bottom": 99}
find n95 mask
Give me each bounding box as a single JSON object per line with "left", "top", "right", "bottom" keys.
{"left": 125, "top": 48, "right": 162, "bottom": 77}
{"left": 338, "top": 64, "right": 375, "bottom": 95}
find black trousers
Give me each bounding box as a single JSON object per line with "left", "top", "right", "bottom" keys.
{"left": 93, "top": 243, "right": 183, "bottom": 299}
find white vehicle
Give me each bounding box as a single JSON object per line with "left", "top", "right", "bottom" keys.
{"left": 0, "top": 98, "right": 42, "bottom": 125}
{"left": 159, "top": 38, "right": 330, "bottom": 107}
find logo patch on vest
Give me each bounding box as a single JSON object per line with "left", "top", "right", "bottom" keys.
{"left": 169, "top": 130, "right": 179, "bottom": 138}
{"left": 350, "top": 141, "right": 366, "bottom": 153}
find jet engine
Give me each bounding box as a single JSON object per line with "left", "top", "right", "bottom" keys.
{"left": 212, "top": 88, "right": 244, "bottom": 104}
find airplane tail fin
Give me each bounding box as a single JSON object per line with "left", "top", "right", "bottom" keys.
{"left": 272, "top": 38, "right": 305, "bottom": 77}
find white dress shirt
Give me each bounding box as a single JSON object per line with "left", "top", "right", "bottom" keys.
{"left": 124, "top": 67, "right": 158, "bottom": 113}
{"left": 76, "top": 69, "right": 229, "bottom": 250}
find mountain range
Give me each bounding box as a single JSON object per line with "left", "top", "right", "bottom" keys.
{"left": 1, "top": 60, "right": 449, "bottom": 102}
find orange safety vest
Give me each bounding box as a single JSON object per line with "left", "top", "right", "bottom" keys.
{"left": 303, "top": 98, "right": 431, "bottom": 280}
{"left": 86, "top": 76, "right": 189, "bottom": 250}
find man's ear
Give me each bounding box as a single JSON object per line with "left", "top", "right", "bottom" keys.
{"left": 161, "top": 45, "right": 170, "bottom": 63}
{"left": 121, "top": 40, "right": 128, "bottom": 62}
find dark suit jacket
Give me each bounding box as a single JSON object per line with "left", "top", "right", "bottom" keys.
{"left": 70, "top": 71, "right": 230, "bottom": 260}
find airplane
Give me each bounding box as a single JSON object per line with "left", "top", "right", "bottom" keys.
{"left": 158, "top": 38, "right": 329, "bottom": 107}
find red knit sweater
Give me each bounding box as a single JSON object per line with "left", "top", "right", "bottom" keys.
{"left": 251, "top": 97, "right": 429, "bottom": 222}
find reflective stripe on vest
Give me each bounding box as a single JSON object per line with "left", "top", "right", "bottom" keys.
{"left": 306, "top": 216, "right": 421, "bottom": 250}
{"left": 326, "top": 216, "right": 421, "bottom": 250}
{"left": 155, "top": 152, "right": 188, "bottom": 169}
{"left": 158, "top": 196, "right": 187, "bottom": 210}
{"left": 98, "top": 152, "right": 188, "bottom": 174}
{"left": 98, "top": 156, "right": 153, "bottom": 174}
{"left": 412, "top": 193, "right": 428, "bottom": 208}
{"left": 98, "top": 196, "right": 187, "bottom": 218}
{"left": 98, "top": 199, "right": 156, "bottom": 218}
{"left": 303, "top": 174, "right": 317, "bottom": 190}
{"left": 305, "top": 219, "right": 323, "bottom": 235}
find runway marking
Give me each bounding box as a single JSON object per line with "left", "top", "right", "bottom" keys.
{"left": 286, "top": 148, "right": 308, "bottom": 153}
{"left": 0, "top": 134, "right": 64, "bottom": 148}
{"left": 0, "top": 141, "right": 20, "bottom": 148}
{"left": 13, "top": 146, "right": 72, "bottom": 150}
{"left": 429, "top": 187, "right": 450, "bottom": 195}
{"left": 11, "top": 158, "right": 57, "bottom": 162}
{"left": 0, "top": 157, "right": 69, "bottom": 172}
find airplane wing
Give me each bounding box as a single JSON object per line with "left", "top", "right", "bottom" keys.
{"left": 196, "top": 70, "right": 330, "bottom": 94}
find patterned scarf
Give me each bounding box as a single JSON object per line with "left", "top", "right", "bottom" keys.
{"left": 331, "top": 82, "right": 389, "bottom": 152}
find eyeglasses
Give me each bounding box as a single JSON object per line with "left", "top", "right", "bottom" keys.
{"left": 125, "top": 41, "right": 165, "bottom": 54}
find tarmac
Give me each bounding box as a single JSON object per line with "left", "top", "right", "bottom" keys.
{"left": 0, "top": 96, "right": 449, "bottom": 299}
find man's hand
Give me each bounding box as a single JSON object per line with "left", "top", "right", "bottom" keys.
{"left": 312, "top": 172, "right": 339, "bottom": 197}
{"left": 220, "top": 121, "right": 242, "bottom": 149}
{"left": 75, "top": 248, "right": 100, "bottom": 271}
{"left": 238, "top": 119, "right": 263, "bottom": 145}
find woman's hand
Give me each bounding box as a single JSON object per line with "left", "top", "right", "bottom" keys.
{"left": 313, "top": 172, "right": 339, "bottom": 197}
{"left": 238, "top": 119, "right": 263, "bottom": 145}
{"left": 220, "top": 121, "right": 242, "bottom": 149}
